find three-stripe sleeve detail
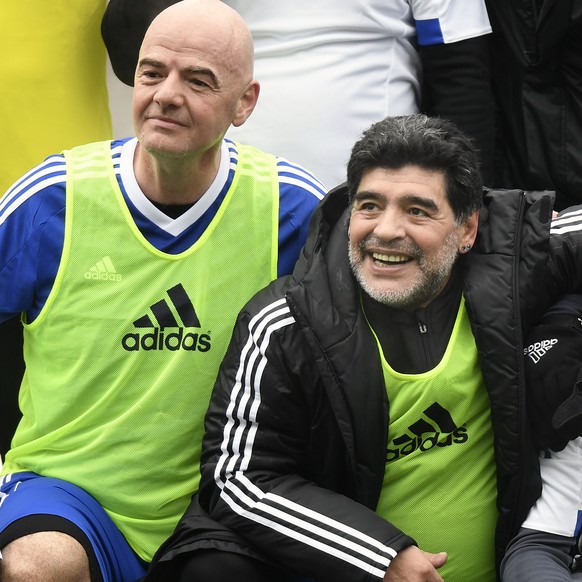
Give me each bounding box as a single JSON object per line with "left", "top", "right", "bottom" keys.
{"left": 212, "top": 297, "right": 396, "bottom": 578}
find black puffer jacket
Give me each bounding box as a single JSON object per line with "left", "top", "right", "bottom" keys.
{"left": 149, "top": 186, "right": 582, "bottom": 581}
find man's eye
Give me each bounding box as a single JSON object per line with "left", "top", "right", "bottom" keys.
{"left": 190, "top": 78, "right": 210, "bottom": 88}
{"left": 142, "top": 70, "right": 161, "bottom": 79}
{"left": 410, "top": 208, "right": 427, "bottom": 217}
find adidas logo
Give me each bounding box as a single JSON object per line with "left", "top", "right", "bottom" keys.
{"left": 84, "top": 256, "right": 122, "bottom": 281}
{"left": 386, "top": 402, "right": 468, "bottom": 463}
{"left": 121, "top": 283, "right": 211, "bottom": 352}
{"left": 524, "top": 338, "right": 558, "bottom": 364}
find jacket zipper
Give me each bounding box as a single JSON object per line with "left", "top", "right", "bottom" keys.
{"left": 510, "top": 191, "right": 528, "bottom": 539}
{"left": 416, "top": 313, "right": 434, "bottom": 371}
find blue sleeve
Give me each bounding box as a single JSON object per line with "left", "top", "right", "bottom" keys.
{"left": 275, "top": 159, "right": 326, "bottom": 277}
{"left": 411, "top": 0, "right": 491, "bottom": 46}
{"left": 415, "top": 19, "right": 445, "bottom": 45}
{"left": 0, "top": 155, "right": 67, "bottom": 323}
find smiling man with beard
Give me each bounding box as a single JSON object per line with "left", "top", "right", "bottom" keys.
{"left": 347, "top": 169, "right": 468, "bottom": 311}
{"left": 146, "top": 113, "right": 582, "bottom": 582}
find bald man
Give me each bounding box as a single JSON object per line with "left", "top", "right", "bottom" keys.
{"left": 0, "top": 1, "right": 325, "bottom": 580}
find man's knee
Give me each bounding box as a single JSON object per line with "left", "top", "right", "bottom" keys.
{"left": 0, "top": 531, "right": 90, "bottom": 582}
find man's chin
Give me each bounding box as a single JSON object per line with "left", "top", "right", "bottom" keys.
{"left": 363, "top": 270, "right": 413, "bottom": 297}
{"left": 140, "top": 139, "right": 190, "bottom": 160}
{"left": 364, "top": 288, "right": 415, "bottom": 309}
{"left": 357, "top": 275, "right": 415, "bottom": 308}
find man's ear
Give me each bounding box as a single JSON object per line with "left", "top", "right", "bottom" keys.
{"left": 460, "top": 211, "right": 479, "bottom": 248}
{"left": 232, "top": 80, "right": 260, "bottom": 127}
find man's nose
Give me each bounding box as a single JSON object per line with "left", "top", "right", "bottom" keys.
{"left": 374, "top": 208, "right": 406, "bottom": 240}
{"left": 153, "top": 72, "right": 185, "bottom": 107}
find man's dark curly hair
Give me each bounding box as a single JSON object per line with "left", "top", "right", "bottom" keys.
{"left": 347, "top": 114, "right": 483, "bottom": 224}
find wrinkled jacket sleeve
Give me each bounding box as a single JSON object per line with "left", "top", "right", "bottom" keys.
{"left": 198, "top": 290, "right": 415, "bottom": 582}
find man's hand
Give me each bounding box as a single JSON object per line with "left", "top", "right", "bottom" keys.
{"left": 383, "top": 545, "right": 448, "bottom": 581}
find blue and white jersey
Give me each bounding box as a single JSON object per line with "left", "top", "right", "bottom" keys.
{"left": 0, "top": 137, "right": 326, "bottom": 323}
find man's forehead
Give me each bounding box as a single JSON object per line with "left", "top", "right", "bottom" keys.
{"left": 359, "top": 164, "right": 446, "bottom": 183}
{"left": 357, "top": 166, "right": 447, "bottom": 199}
{"left": 141, "top": 1, "right": 251, "bottom": 72}
{"left": 139, "top": 28, "right": 244, "bottom": 79}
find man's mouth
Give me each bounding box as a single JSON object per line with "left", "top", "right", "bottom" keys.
{"left": 147, "top": 114, "right": 185, "bottom": 128}
{"left": 372, "top": 252, "right": 411, "bottom": 265}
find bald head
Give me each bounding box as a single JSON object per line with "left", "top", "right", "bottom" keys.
{"left": 140, "top": 0, "right": 255, "bottom": 83}
{"left": 132, "top": 0, "right": 260, "bottom": 172}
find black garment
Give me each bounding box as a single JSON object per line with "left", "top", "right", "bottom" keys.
{"left": 523, "top": 294, "right": 582, "bottom": 451}
{"left": 101, "top": 0, "right": 180, "bottom": 86}
{"left": 486, "top": 0, "right": 582, "bottom": 210}
{"left": 176, "top": 550, "right": 285, "bottom": 582}
{"left": 145, "top": 497, "right": 301, "bottom": 580}
{"left": 148, "top": 185, "right": 582, "bottom": 582}
{"left": 0, "top": 317, "right": 24, "bottom": 457}
{"left": 421, "top": 35, "right": 495, "bottom": 185}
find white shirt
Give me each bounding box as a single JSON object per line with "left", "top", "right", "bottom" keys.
{"left": 523, "top": 438, "right": 582, "bottom": 538}
{"left": 226, "top": 0, "right": 491, "bottom": 189}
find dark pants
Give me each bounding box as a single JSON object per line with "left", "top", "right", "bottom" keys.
{"left": 160, "top": 550, "right": 287, "bottom": 582}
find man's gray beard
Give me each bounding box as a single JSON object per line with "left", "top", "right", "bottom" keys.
{"left": 348, "top": 233, "right": 460, "bottom": 310}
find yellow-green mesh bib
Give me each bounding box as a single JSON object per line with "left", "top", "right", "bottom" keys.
{"left": 4, "top": 140, "right": 279, "bottom": 560}
{"left": 373, "top": 298, "right": 498, "bottom": 581}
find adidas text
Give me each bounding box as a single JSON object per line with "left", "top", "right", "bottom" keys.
{"left": 386, "top": 426, "right": 468, "bottom": 463}
{"left": 524, "top": 338, "right": 558, "bottom": 363}
{"left": 84, "top": 271, "right": 122, "bottom": 282}
{"left": 122, "top": 327, "right": 211, "bottom": 352}
{"left": 85, "top": 256, "right": 121, "bottom": 281}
